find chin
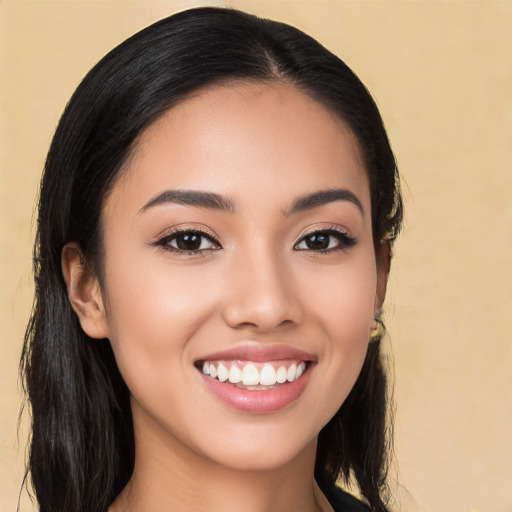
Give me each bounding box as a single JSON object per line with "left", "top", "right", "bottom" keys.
{"left": 199, "top": 432, "right": 317, "bottom": 473}
{"left": 178, "top": 407, "right": 325, "bottom": 474}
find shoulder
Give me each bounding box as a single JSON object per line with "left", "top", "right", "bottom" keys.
{"left": 322, "top": 483, "right": 371, "bottom": 512}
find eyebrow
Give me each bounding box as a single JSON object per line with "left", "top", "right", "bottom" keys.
{"left": 139, "top": 189, "right": 236, "bottom": 214}
{"left": 139, "top": 187, "right": 363, "bottom": 217}
{"left": 283, "top": 188, "right": 364, "bottom": 217}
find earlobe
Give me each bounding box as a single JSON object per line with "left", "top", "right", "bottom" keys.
{"left": 61, "top": 242, "right": 109, "bottom": 339}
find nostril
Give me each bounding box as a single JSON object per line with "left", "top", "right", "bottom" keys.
{"left": 221, "top": 300, "right": 302, "bottom": 332}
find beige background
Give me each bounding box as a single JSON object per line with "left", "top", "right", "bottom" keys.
{"left": 1, "top": 1, "right": 510, "bottom": 511}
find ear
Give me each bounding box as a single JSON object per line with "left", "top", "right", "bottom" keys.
{"left": 61, "top": 242, "right": 109, "bottom": 339}
{"left": 374, "top": 238, "right": 391, "bottom": 317}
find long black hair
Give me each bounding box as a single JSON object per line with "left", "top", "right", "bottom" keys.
{"left": 21, "top": 7, "right": 403, "bottom": 512}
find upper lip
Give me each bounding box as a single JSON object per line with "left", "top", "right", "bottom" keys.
{"left": 196, "top": 343, "right": 317, "bottom": 363}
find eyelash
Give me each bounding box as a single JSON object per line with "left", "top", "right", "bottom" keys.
{"left": 151, "top": 228, "right": 221, "bottom": 255}
{"left": 294, "top": 227, "right": 357, "bottom": 253}
{"left": 151, "top": 226, "right": 357, "bottom": 255}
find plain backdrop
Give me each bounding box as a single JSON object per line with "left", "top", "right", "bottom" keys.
{"left": 1, "top": 1, "right": 511, "bottom": 511}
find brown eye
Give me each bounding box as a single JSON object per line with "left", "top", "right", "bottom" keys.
{"left": 174, "top": 233, "right": 202, "bottom": 251}
{"left": 295, "top": 229, "right": 357, "bottom": 252}
{"left": 154, "top": 229, "right": 220, "bottom": 253}
{"left": 303, "top": 233, "right": 330, "bottom": 250}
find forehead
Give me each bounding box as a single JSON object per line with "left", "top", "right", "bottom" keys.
{"left": 106, "top": 81, "right": 369, "bottom": 215}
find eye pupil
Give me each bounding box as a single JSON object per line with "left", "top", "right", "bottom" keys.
{"left": 306, "top": 233, "right": 330, "bottom": 250}
{"left": 176, "top": 233, "right": 201, "bottom": 250}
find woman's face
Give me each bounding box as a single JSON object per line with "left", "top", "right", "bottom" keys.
{"left": 91, "top": 82, "right": 386, "bottom": 470}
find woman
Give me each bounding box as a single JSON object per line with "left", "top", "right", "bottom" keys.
{"left": 21, "top": 7, "right": 402, "bottom": 512}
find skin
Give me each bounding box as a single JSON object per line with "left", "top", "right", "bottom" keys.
{"left": 63, "top": 81, "right": 388, "bottom": 512}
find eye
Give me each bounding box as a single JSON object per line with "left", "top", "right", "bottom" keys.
{"left": 153, "top": 229, "right": 220, "bottom": 254}
{"left": 294, "top": 228, "right": 356, "bottom": 252}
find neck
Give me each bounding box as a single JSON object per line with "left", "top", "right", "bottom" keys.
{"left": 110, "top": 405, "right": 328, "bottom": 512}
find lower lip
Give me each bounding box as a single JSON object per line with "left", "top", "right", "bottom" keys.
{"left": 199, "top": 366, "right": 313, "bottom": 414}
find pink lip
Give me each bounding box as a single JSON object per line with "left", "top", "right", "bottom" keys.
{"left": 195, "top": 344, "right": 316, "bottom": 414}
{"left": 196, "top": 344, "right": 316, "bottom": 363}
{"left": 199, "top": 366, "right": 313, "bottom": 414}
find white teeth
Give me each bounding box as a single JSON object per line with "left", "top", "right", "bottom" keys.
{"left": 217, "top": 364, "right": 229, "bottom": 382}
{"left": 287, "top": 363, "right": 297, "bottom": 382}
{"left": 259, "top": 365, "right": 277, "bottom": 386}
{"left": 228, "top": 365, "right": 242, "bottom": 383}
{"left": 242, "top": 364, "right": 259, "bottom": 385}
{"left": 201, "top": 361, "right": 308, "bottom": 387}
{"left": 276, "top": 366, "right": 288, "bottom": 383}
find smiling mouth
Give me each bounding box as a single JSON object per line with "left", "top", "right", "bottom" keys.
{"left": 196, "top": 360, "right": 309, "bottom": 390}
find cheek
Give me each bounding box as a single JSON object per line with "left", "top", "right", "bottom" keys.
{"left": 300, "top": 252, "right": 377, "bottom": 402}
{"left": 302, "top": 252, "right": 377, "bottom": 337}
{"left": 101, "top": 252, "right": 220, "bottom": 382}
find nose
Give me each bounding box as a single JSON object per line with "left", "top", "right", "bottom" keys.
{"left": 221, "top": 247, "right": 303, "bottom": 332}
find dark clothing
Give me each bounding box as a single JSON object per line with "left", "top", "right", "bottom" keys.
{"left": 324, "top": 484, "right": 371, "bottom": 512}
